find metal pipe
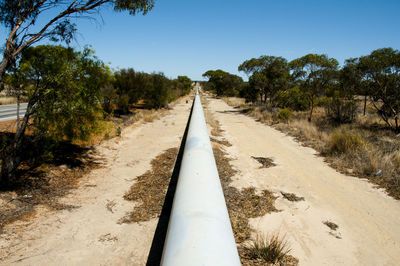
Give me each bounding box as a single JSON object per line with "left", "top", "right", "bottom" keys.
{"left": 161, "top": 89, "right": 241, "bottom": 266}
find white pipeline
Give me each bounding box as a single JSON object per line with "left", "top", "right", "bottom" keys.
{"left": 161, "top": 90, "right": 241, "bottom": 266}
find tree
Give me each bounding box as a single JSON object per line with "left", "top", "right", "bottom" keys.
{"left": 324, "top": 59, "right": 360, "bottom": 123}
{"left": 238, "top": 56, "right": 290, "bottom": 104}
{"left": 202, "top": 69, "right": 243, "bottom": 96}
{"left": 289, "top": 54, "right": 338, "bottom": 121}
{"left": 0, "top": 0, "right": 154, "bottom": 87}
{"left": 176, "top": 75, "right": 193, "bottom": 95}
{"left": 1, "top": 45, "right": 110, "bottom": 186}
{"left": 358, "top": 48, "right": 400, "bottom": 132}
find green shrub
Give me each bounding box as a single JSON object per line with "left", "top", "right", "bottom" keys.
{"left": 275, "top": 87, "right": 308, "bottom": 111}
{"left": 328, "top": 133, "right": 365, "bottom": 154}
{"left": 278, "top": 108, "right": 291, "bottom": 122}
{"left": 117, "top": 94, "right": 130, "bottom": 114}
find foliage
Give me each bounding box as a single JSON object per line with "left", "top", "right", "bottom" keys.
{"left": 325, "top": 91, "right": 358, "bottom": 123}
{"left": 239, "top": 82, "right": 258, "bottom": 103}
{"left": 102, "top": 83, "right": 118, "bottom": 115}
{"left": 0, "top": 0, "right": 154, "bottom": 87}
{"left": 278, "top": 108, "right": 291, "bottom": 122}
{"left": 0, "top": 45, "right": 110, "bottom": 185}
{"left": 202, "top": 69, "right": 243, "bottom": 96}
{"left": 20, "top": 45, "right": 110, "bottom": 140}
{"left": 112, "top": 69, "right": 192, "bottom": 111}
{"left": 358, "top": 48, "right": 400, "bottom": 132}
{"left": 239, "top": 56, "right": 290, "bottom": 104}
{"left": 275, "top": 86, "right": 308, "bottom": 111}
{"left": 289, "top": 54, "right": 339, "bottom": 121}
{"left": 328, "top": 133, "right": 366, "bottom": 154}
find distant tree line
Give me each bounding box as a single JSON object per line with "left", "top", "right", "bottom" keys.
{"left": 202, "top": 48, "right": 400, "bottom": 132}
{"left": 1, "top": 44, "right": 192, "bottom": 186}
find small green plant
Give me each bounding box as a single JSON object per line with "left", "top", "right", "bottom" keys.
{"left": 247, "top": 233, "right": 291, "bottom": 264}
{"left": 328, "top": 133, "right": 365, "bottom": 154}
{"left": 278, "top": 108, "right": 291, "bottom": 122}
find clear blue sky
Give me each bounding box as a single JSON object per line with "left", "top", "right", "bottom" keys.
{"left": 4, "top": 0, "right": 400, "bottom": 80}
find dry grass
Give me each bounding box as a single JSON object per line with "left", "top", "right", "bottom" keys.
{"left": 323, "top": 220, "right": 339, "bottom": 231}
{"left": 230, "top": 98, "right": 400, "bottom": 200}
{"left": 241, "top": 233, "right": 297, "bottom": 265}
{"left": 210, "top": 137, "right": 232, "bottom": 147}
{"left": 222, "top": 97, "right": 245, "bottom": 107}
{"left": 204, "top": 101, "right": 297, "bottom": 264}
{"left": 281, "top": 192, "right": 304, "bottom": 202}
{"left": 120, "top": 148, "right": 178, "bottom": 223}
{"left": 251, "top": 156, "right": 276, "bottom": 168}
{"left": 0, "top": 97, "right": 17, "bottom": 105}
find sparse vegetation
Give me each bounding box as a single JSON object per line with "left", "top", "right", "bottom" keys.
{"left": 281, "top": 192, "right": 304, "bottom": 202}
{"left": 245, "top": 233, "right": 292, "bottom": 264}
{"left": 328, "top": 133, "right": 366, "bottom": 154}
{"left": 251, "top": 156, "right": 276, "bottom": 168}
{"left": 323, "top": 221, "right": 339, "bottom": 231}
{"left": 227, "top": 100, "right": 400, "bottom": 199}
{"left": 278, "top": 108, "right": 291, "bottom": 122}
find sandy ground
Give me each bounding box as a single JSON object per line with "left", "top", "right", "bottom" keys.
{"left": 0, "top": 96, "right": 192, "bottom": 265}
{"left": 1, "top": 93, "right": 400, "bottom": 265}
{"left": 207, "top": 96, "right": 400, "bottom": 265}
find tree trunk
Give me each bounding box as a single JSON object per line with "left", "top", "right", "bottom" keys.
{"left": 363, "top": 95, "right": 367, "bottom": 116}
{"left": 0, "top": 57, "right": 9, "bottom": 92}
{"left": 308, "top": 98, "right": 314, "bottom": 122}
{"left": 0, "top": 141, "right": 23, "bottom": 188}
{"left": 0, "top": 96, "right": 33, "bottom": 188}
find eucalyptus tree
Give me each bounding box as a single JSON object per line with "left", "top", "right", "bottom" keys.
{"left": 289, "top": 54, "right": 338, "bottom": 121}
{"left": 238, "top": 56, "right": 290, "bottom": 104}
{"left": 1, "top": 45, "right": 110, "bottom": 186}
{"left": 202, "top": 69, "right": 243, "bottom": 96}
{"left": 0, "top": 0, "right": 154, "bottom": 87}
{"left": 358, "top": 48, "right": 400, "bottom": 132}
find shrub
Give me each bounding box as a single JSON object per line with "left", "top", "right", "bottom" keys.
{"left": 117, "top": 94, "right": 130, "bottom": 114}
{"left": 275, "top": 86, "right": 308, "bottom": 111}
{"left": 247, "top": 233, "right": 291, "bottom": 264}
{"left": 328, "top": 133, "right": 365, "bottom": 154}
{"left": 278, "top": 108, "right": 291, "bottom": 122}
{"left": 325, "top": 95, "right": 357, "bottom": 123}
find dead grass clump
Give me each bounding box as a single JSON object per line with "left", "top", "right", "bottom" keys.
{"left": 143, "top": 109, "right": 160, "bottom": 122}
{"left": 210, "top": 137, "right": 232, "bottom": 147}
{"left": 120, "top": 148, "right": 178, "bottom": 223}
{"left": 281, "top": 192, "right": 304, "bottom": 202}
{"left": 241, "top": 233, "right": 297, "bottom": 265}
{"left": 251, "top": 156, "right": 276, "bottom": 168}
{"left": 323, "top": 220, "right": 339, "bottom": 231}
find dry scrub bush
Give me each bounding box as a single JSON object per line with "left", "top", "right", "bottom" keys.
{"left": 246, "top": 233, "right": 292, "bottom": 264}
{"left": 143, "top": 109, "right": 159, "bottom": 122}
{"left": 278, "top": 108, "right": 291, "bottom": 123}
{"left": 328, "top": 133, "right": 366, "bottom": 154}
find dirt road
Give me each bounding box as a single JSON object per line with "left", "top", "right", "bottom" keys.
{"left": 1, "top": 94, "right": 399, "bottom": 265}
{"left": 0, "top": 97, "right": 192, "bottom": 265}
{"left": 207, "top": 96, "right": 400, "bottom": 265}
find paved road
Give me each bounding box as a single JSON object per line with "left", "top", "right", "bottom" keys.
{"left": 0, "top": 103, "right": 28, "bottom": 122}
